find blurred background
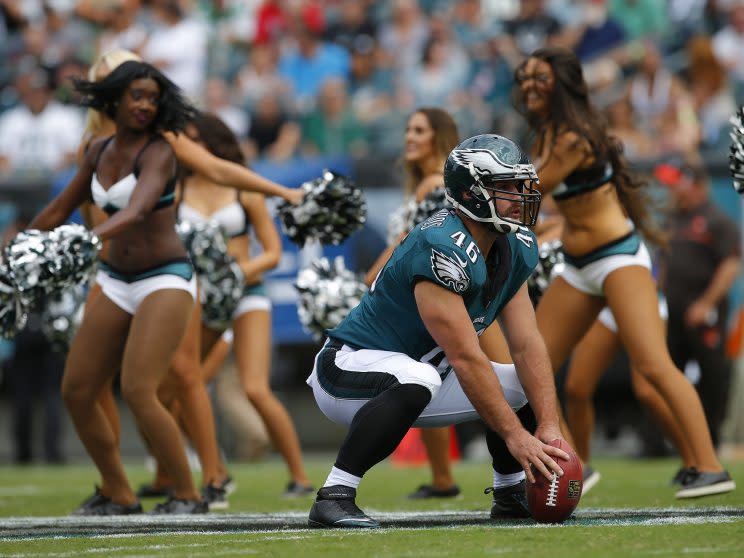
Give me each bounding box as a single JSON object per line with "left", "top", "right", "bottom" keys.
{"left": 1, "top": 0, "right": 744, "bottom": 465}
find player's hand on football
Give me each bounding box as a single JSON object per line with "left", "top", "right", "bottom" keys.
{"left": 534, "top": 424, "right": 566, "bottom": 449}
{"left": 505, "top": 429, "right": 566, "bottom": 484}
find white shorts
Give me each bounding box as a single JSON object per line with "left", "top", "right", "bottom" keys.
{"left": 597, "top": 295, "right": 669, "bottom": 333}
{"left": 557, "top": 232, "right": 652, "bottom": 296}
{"left": 232, "top": 283, "right": 271, "bottom": 319}
{"left": 306, "top": 339, "right": 528, "bottom": 428}
{"left": 96, "top": 259, "right": 197, "bottom": 315}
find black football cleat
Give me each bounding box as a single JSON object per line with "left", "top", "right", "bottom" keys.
{"left": 308, "top": 485, "right": 380, "bottom": 529}
{"left": 675, "top": 469, "right": 736, "bottom": 499}
{"left": 485, "top": 480, "right": 531, "bottom": 519}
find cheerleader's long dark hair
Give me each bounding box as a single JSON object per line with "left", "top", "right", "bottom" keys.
{"left": 512, "top": 47, "right": 667, "bottom": 247}
{"left": 74, "top": 60, "right": 196, "bottom": 134}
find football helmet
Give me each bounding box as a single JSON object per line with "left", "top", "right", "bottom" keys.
{"left": 444, "top": 134, "right": 541, "bottom": 233}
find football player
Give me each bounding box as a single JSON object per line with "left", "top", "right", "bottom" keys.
{"left": 306, "top": 134, "right": 568, "bottom": 528}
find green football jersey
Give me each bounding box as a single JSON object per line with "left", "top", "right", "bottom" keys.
{"left": 328, "top": 209, "right": 538, "bottom": 360}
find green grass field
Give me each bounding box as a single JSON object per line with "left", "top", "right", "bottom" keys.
{"left": 0, "top": 456, "right": 743, "bottom": 557}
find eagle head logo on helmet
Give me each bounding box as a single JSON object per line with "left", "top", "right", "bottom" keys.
{"left": 444, "top": 134, "right": 542, "bottom": 234}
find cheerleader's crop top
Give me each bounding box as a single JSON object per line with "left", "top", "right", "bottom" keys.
{"left": 178, "top": 193, "right": 250, "bottom": 238}
{"left": 551, "top": 160, "right": 614, "bottom": 201}
{"left": 91, "top": 135, "right": 177, "bottom": 215}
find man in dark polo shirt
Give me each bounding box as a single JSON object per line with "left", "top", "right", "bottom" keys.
{"left": 656, "top": 162, "right": 742, "bottom": 447}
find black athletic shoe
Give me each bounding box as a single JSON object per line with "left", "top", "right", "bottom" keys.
{"left": 675, "top": 470, "right": 736, "bottom": 499}
{"left": 136, "top": 483, "right": 173, "bottom": 498}
{"left": 149, "top": 497, "right": 208, "bottom": 515}
{"left": 582, "top": 464, "right": 601, "bottom": 495}
{"left": 670, "top": 467, "right": 697, "bottom": 487}
{"left": 284, "top": 481, "right": 315, "bottom": 498}
{"left": 308, "top": 485, "right": 380, "bottom": 529}
{"left": 71, "top": 487, "right": 143, "bottom": 516}
{"left": 202, "top": 484, "right": 228, "bottom": 511}
{"left": 485, "top": 480, "right": 530, "bottom": 519}
{"left": 407, "top": 484, "right": 462, "bottom": 499}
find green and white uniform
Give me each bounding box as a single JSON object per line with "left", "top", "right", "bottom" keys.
{"left": 307, "top": 209, "right": 539, "bottom": 427}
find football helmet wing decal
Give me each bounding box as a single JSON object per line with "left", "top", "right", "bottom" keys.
{"left": 430, "top": 249, "right": 470, "bottom": 293}
{"left": 450, "top": 148, "right": 505, "bottom": 176}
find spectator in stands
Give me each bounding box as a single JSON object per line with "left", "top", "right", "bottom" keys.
{"left": 467, "top": 35, "right": 518, "bottom": 136}
{"left": 140, "top": 0, "right": 208, "bottom": 101}
{"left": 0, "top": 64, "right": 83, "bottom": 176}
{"left": 253, "top": 0, "right": 287, "bottom": 45}
{"left": 236, "top": 42, "right": 290, "bottom": 111}
{"left": 711, "top": 2, "right": 744, "bottom": 97}
{"left": 37, "top": 2, "right": 95, "bottom": 68}
{"left": 89, "top": 0, "right": 147, "bottom": 56}
{"left": 278, "top": 5, "right": 350, "bottom": 114}
{"left": 377, "top": 0, "right": 430, "bottom": 77}
{"left": 301, "top": 77, "right": 368, "bottom": 156}
{"left": 604, "top": 94, "right": 659, "bottom": 162}
{"left": 625, "top": 41, "right": 700, "bottom": 158}
{"left": 656, "top": 161, "right": 742, "bottom": 448}
{"left": 405, "top": 36, "right": 465, "bottom": 108}
{"left": 685, "top": 35, "right": 737, "bottom": 151}
{"left": 500, "top": 0, "right": 564, "bottom": 66}
{"left": 324, "top": 0, "right": 377, "bottom": 54}
{"left": 561, "top": 0, "right": 627, "bottom": 63}
{"left": 347, "top": 35, "right": 393, "bottom": 124}
{"left": 450, "top": 0, "right": 503, "bottom": 57}
{"left": 608, "top": 0, "right": 667, "bottom": 42}
{"left": 203, "top": 77, "right": 248, "bottom": 139}
{"left": 665, "top": 0, "right": 711, "bottom": 50}
{"left": 244, "top": 92, "right": 300, "bottom": 162}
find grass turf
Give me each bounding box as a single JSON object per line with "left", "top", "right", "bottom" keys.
{"left": 0, "top": 456, "right": 742, "bottom": 557}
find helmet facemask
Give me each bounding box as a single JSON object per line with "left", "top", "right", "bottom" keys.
{"left": 456, "top": 163, "right": 541, "bottom": 233}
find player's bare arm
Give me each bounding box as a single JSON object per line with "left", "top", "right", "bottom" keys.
{"left": 498, "top": 283, "right": 563, "bottom": 443}
{"left": 414, "top": 280, "right": 565, "bottom": 482}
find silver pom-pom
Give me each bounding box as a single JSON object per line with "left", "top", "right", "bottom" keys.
{"left": 176, "top": 220, "right": 245, "bottom": 330}
{"left": 386, "top": 199, "right": 416, "bottom": 244}
{"left": 0, "top": 264, "right": 27, "bottom": 339}
{"left": 295, "top": 256, "right": 368, "bottom": 340}
{"left": 527, "top": 240, "right": 565, "bottom": 305}
{"left": 3, "top": 224, "right": 100, "bottom": 313}
{"left": 405, "top": 188, "right": 451, "bottom": 231}
{"left": 278, "top": 170, "right": 367, "bottom": 246}
{"left": 40, "top": 283, "right": 86, "bottom": 352}
{"left": 729, "top": 106, "right": 744, "bottom": 194}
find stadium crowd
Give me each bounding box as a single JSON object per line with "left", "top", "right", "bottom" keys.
{"left": 0, "top": 0, "right": 742, "bottom": 518}
{"left": 1, "top": 0, "right": 744, "bottom": 172}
